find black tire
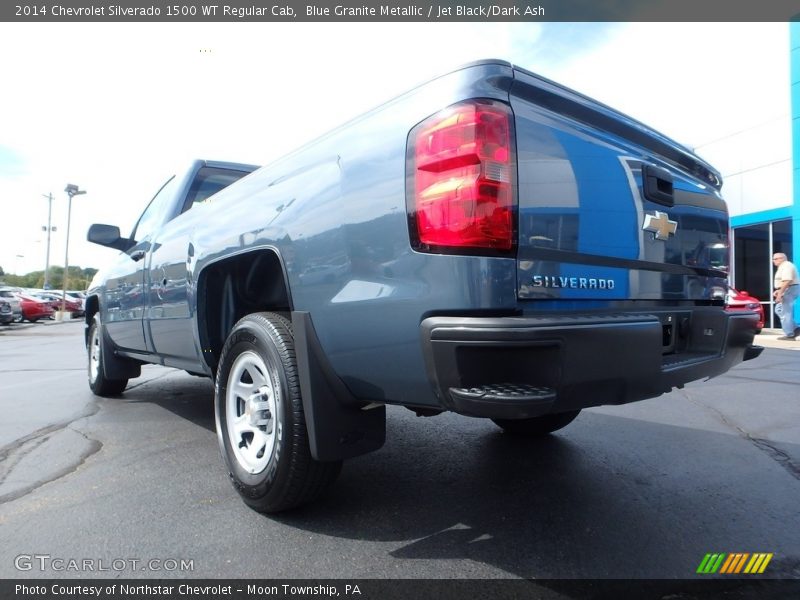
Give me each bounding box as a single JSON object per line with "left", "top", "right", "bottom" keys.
{"left": 492, "top": 410, "right": 581, "bottom": 437}
{"left": 87, "top": 314, "right": 128, "bottom": 396}
{"left": 215, "top": 312, "right": 341, "bottom": 513}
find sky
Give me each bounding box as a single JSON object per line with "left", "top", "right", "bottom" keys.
{"left": 0, "top": 22, "right": 791, "bottom": 278}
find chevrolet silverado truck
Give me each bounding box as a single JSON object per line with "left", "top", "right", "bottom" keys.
{"left": 86, "top": 60, "right": 763, "bottom": 513}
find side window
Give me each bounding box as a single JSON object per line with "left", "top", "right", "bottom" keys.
{"left": 130, "top": 175, "right": 179, "bottom": 242}
{"left": 180, "top": 167, "right": 249, "bottom": 214}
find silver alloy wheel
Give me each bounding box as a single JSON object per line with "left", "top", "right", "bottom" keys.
{"left": 226, "top": 350, "right": 279, "bottom": 474}
{"left": 89, "top": 324, "right": 101, "bottom": 383}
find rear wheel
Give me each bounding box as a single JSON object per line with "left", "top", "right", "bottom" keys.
{"left": 215, "top": 312, "right": 341, "bottom": 513}
{"left": 492, "top": 410, "right": 581, "bottom": 437}
{"left": 87, "top": 314, "right": 128, "bottom": 396}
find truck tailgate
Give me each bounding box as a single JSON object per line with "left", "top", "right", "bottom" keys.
{"left": 510, "top": 68, "right": 729, "bottom": 302}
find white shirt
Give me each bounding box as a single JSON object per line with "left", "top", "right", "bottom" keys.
{"left": 774, "top": 259, "right": 800, "bottom": 288}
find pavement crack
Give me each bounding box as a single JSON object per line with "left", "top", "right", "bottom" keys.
{"left": 749, "top": 438, "right": 800, "bottom": 480}
{"left": 0, "top": 437, "right": 103, "bottom": 505}
{"left": 683, "top": 392, "right": 800, "bottom": 483}
{"left": 720, "top": 373, "right": 800, "bottom": 386}
{"left": 0, "top": 401, "right": 103, "bottom": 505}
{"left": 0, "top": 436, "right": 48, "bottom": 486}
{"left": 0, "top": 401, "right": 99, "bottom": 463}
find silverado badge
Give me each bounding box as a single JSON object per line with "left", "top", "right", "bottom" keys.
{"left": 643, "top": 210, "right": 678, "bottom": 241}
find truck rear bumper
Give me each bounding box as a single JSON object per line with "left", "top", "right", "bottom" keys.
{"left": 420, "top": 309, "right": 762, "bottom": 419}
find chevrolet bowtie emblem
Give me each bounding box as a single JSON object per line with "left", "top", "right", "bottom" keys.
{"left": 643, "top": 211, "right": 678, "bottom": 241}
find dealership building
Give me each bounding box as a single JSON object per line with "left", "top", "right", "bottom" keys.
{"left": 703, "top": 23, "right": 800, "bottom": 329}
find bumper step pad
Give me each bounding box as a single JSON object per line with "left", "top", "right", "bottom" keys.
{"left": 449, "top": 383, "right": 556, "bottom": 403}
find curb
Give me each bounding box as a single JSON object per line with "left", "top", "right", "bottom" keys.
{"left": 754, "top": 329, "right": 800, "bottom": 351}
{"left": 0, "top": 318, "right": 83, "bottom": 334}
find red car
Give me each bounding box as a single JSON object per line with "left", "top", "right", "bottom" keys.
{"left": 18, "top": 294, "right": 55, "bottom": 322}
{"left": 726, "top": 288, "right": 765, "bottom": 333}
{"left": 36, "top": 293, "right": 82, "bottom": 315}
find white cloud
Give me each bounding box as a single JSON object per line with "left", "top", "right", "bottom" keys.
{"left": 1, "top": 22, "right": 547, "bottom": 275}
{"left": 0, "top": 22, "right": 790, "bottom": 276}
{"left": 549, "top": 23, "right": 790, "bottom": 150}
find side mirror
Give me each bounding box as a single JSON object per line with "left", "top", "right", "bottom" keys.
{"left": 87, "top": 224, "right": 136, "bottom": 252}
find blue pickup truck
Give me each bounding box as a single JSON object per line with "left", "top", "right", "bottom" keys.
{"left": 86, "top": 60, "right": 763, "bottom": 512}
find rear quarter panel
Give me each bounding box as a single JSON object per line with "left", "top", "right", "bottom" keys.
{"left": 193, "top": 62, "right": 520, "bottom": 407}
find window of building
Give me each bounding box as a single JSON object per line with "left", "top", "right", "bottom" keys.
{"left": 733, "top": 219, "right": 793, "bottom": 328}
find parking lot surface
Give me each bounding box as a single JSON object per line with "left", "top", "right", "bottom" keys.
{"left": 0, "top": 320, "right": 798, "bottom": 583}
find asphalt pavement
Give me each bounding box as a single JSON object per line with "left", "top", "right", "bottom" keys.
{"left": 0, "top": 319, "right": 798, "bottom": 585}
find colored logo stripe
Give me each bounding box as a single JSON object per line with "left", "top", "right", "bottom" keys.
{"left": 697, "top": 553, "right": 773, "bottom": 574}
{"left": 697, "top": 553, "right": 726, "bottom": 574}
{"left": 720, "top": 553, "right": 749, "bottom": 574}
{"left": 744, "top": 553, "right": 773, "bottom": 574}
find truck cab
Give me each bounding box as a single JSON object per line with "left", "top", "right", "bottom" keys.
{"left": 85, "top": 159, "right": 257, "bottom": 378}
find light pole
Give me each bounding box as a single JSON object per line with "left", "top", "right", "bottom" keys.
{"left": 61, "top": 183, "right": 86, "bottom": 316}
{"left": 42, "top": 193, "right": 56, "bottom": 289}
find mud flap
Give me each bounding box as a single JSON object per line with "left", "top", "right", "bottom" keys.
{"left": 100, "top": 322, "right": 141, "bottom": 381}
{"left": 292, "top": 311, "right": 386, "bottom": 462}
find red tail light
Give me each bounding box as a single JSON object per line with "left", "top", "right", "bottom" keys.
{"left": 408, "top": 99, "right": 515, "bottom": 254}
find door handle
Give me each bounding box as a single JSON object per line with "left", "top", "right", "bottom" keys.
{"left": 130, "top": 250, "right": 146, "bottom": 262}
{"left": 643, "top": 164, "right": 674, "bottom": 207}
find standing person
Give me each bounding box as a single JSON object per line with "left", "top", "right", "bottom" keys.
{"left": 772, "top": 252, "right": 800, "bottom": 340}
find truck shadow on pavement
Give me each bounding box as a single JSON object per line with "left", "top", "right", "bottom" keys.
{"left": 118, "top": 372, "right": 800, "bottom": 580}
{"left": 123, "top": 369, "right": 217, "bottom": 433}
{"left": 279, "top": 407, "right": 800, "bottom": 580}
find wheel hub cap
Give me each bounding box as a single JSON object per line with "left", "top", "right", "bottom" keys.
{"left": 245, "top": 387, "right": 273, "bottom": 428}
{"left": 226, "top": 351, "right": 279, "bottom": 474}
{"left": 89, "top": 327, "right": 100, "bottom": 382}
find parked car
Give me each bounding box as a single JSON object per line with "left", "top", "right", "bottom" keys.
{"left": 0, "top": 301, "right": 13, "bottom": 325}
{"left": 66, "top": 291, "right": 87, "bottom": 314}
{"left": 0, "top": 287, "right": 23, "bottom": 322}
{"left": 726, "top": 288, "right": 765, "bottom": 333}
{"left": 34, "top": 292, "right": 83, "bottom": 316}
{"left": 28, "top": 293, "right": 58, "bottom": 313}
{"left": 18, "top": 294, "right": 55, "bottom": 322}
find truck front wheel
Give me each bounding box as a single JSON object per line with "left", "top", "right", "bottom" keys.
{"left": 492, "top": 410, "right": 580, "bottom": 437}
{"left": 87, "top": 314, "right": 128, "bottom": 396}
{"left": 215, "top": 312, "right": 341, "bottom": 513}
